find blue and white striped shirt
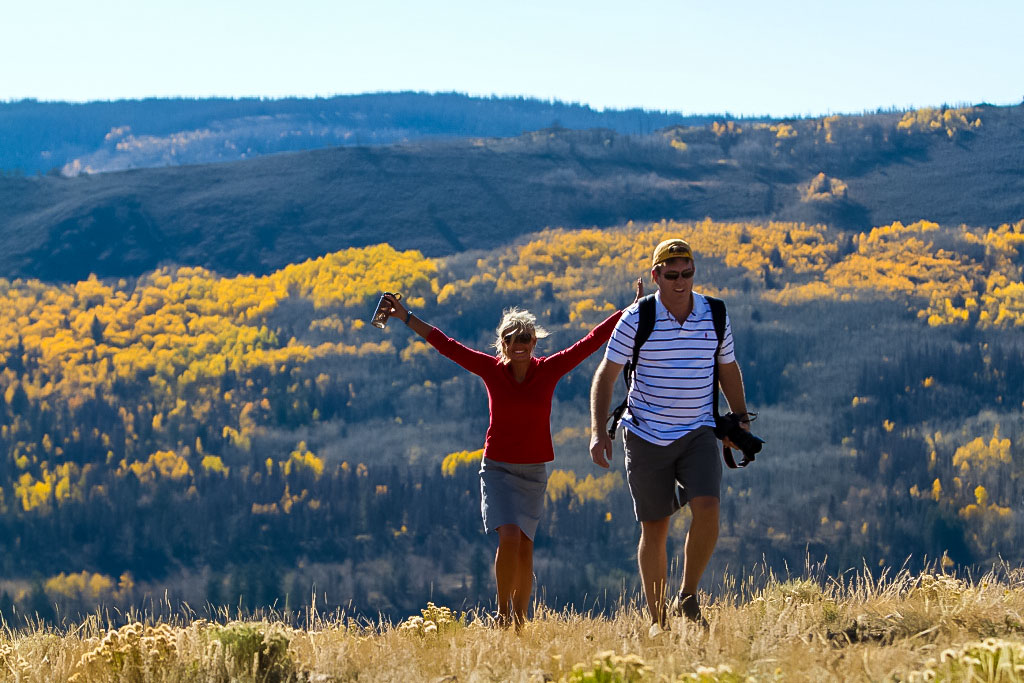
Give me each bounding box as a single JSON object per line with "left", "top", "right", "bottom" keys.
{"left": 604, "top": 291, "right": 735, "bottom": 446}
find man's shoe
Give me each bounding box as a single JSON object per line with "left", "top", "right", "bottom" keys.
{"left": 670, "top": 592, "right": 708, "bottom": 628}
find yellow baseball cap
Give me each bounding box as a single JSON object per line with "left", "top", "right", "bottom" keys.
{"left": 652, "top": 239, "right": 693, "bottom": 267}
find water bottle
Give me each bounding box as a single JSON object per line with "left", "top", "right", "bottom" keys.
{"left": 371, "top": 292, "right": 402, "bottom": 328}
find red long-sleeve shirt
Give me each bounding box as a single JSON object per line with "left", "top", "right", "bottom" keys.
{"left": 426, "top": 311, "right": 622, "bottom": 464}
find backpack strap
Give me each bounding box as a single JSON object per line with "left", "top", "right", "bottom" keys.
{"left": 607, "top": 294, "right": 657, "bottom": 439}
{"left": 630, "top": 295, "right": 658, "bottom": 376}
{"left": 707, "top": 296, "right": 727, "bottom": 422}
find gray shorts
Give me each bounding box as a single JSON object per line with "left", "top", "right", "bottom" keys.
{"left": 479, "top": 458, "right": 548, "bottom": 541}
{"left": 623, "top": 426, "right": 721, "bottom": 521}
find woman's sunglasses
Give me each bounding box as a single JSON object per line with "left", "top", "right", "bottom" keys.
{"left": 503, "top": 332, "right": 534, "bottom": 344}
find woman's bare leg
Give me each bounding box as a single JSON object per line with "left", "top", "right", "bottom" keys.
{"left": 512, "top": 530, "right": 534, "bottom": 626}
{"left": 494, "top": 524, "right": 523, "bottom": 625}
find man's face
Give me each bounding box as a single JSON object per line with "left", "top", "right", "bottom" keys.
{"left": 652, "top": 257, "right": 695, "bottom": 303}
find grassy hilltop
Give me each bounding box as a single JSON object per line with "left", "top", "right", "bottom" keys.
{"left": 2, "top": 566, "right": 1024, "bottom": 681}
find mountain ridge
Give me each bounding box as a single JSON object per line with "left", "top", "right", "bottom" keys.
{"left": 0, "top": 92, "right": 730, "bottom": 176}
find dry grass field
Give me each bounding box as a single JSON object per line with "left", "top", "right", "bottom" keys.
{"left": 3, "top": 565, "right": 1024, "bottom": 682}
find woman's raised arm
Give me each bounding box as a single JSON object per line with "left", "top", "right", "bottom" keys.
{"left": 383, "top": 293, "right": 496, "bottom": 376}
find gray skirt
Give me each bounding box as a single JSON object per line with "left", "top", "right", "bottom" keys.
{"left": 479, "top": 458, "right": 549, "bottom": 541}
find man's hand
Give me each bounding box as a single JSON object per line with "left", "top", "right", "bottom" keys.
{"left": 590, "top": 430, "right": 614, "bottom": 469}
{"left": 590, "top": 358, "right": 623, "bottom": 469}
{"left": 722, "top": 419, "right": 750, "bottom": 450}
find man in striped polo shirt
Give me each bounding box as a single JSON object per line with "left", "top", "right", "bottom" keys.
{"left": 589, "top": 238, "right": 750, "bottom": 635}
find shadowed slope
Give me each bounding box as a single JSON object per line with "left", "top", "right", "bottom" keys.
{"left": 1, "top": 105, "right": 1022, "bottom": 281}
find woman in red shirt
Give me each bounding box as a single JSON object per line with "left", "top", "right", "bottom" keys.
{"left": 382, "top": 282, "right": 639, "bottom": 627}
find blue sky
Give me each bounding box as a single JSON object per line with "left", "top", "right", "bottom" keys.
{"left": 3, "top": 0, "right": 1022, "bottom": 117}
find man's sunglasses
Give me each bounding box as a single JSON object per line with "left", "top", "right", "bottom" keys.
{"left": 503, "top": 332, "right": 534, "bottom": 344}
{"left": 659, "top": 268, "right": 695, "bottom": 280}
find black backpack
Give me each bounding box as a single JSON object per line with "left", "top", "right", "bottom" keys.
{"left": 606, "top": 293, "right": 728, "bottom": 440}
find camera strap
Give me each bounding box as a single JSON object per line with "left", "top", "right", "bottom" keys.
{"left": 707, "top": 297, "right": 750, "bottom": 468}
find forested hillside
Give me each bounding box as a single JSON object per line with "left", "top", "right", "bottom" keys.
{"left": 2, "top": 104, "right": 1021, "bottom": 282}
{"left": 1, "top": 218, "right": 1020, "bottom": 622}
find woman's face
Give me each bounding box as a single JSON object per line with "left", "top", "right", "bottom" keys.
{"left": 502, "top": 330, "right": 537, "bottom": 363}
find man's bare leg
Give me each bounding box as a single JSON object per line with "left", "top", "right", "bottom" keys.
{"left": 638, "top": 517, "right": 671, "bottom": 626}
{"left": 680, "top": 496, "right": 719, "bottom": 595}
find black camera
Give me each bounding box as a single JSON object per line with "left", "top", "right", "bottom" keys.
{"left": 713, "top": 412, "right": 765, "bottom": 468}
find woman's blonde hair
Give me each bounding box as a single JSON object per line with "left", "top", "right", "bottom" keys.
{"left": 493, "top": 307, "right": 549, "bottom": 362}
